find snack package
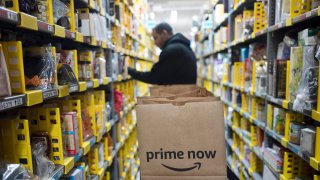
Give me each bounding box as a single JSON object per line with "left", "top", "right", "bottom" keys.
{"left": 53, "top": 0, "right": 70, "bottom": 24}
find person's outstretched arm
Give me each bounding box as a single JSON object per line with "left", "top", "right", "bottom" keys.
{"left": 128, "top": 45, "right": 183, "bottom": 84}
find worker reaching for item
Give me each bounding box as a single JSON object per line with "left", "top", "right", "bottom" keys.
{"left": 128, "top": 22, "right": 197, "bottom": 85}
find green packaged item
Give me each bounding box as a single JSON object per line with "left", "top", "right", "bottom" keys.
{"left": 298, "top": 28, "right": 320, "bottom": 46}
{"left": 289, "top": 122, "right": 305, "bottom": 144}
{"left": 289, "top": 47, "right": 303, "bottom": 103}
{"left": 273, "top": 107, "right": 285, "bottom": 135}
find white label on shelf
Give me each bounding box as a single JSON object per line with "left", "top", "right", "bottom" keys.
{"left": 0, "top": 98, "right": 23, "bottom": 110}
{"left": 7, "top": 12, "right": 18, "bottom": 22}
{"left": 43, "top": 90, "right": 58, "bottom": 99}
{"left": 69, "top": 86, "right": 78, "bottom": 92}
{"left": 9, "top": 58, "right": 18, "bottom": 65}
{"left": 48, "top": 25, "right": 54, "bottom": 32}
{"left": 306, "top": 11, "right": 312, "bottom": 18}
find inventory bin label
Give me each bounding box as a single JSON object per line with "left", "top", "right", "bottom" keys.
{"left": 0, "top": 98, "right": 23, "bottom": 111}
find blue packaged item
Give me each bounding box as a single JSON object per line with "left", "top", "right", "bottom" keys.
{"left": 241, "top": 47, "right": 249, "bottom": 61}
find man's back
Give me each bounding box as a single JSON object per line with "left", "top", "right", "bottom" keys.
{"left": 154, "top": 33, "right": 197, "bottom": 85}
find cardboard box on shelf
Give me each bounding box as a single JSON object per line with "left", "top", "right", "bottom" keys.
{"left": 136, "top": 85, "right": 226, "bottom": 180}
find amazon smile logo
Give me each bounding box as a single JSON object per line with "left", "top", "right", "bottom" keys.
{"left": 146, "top": 148, "right": 216, "bottom": 171}
{"left": 161, "top": 162, "right": 202, "bottom": 172}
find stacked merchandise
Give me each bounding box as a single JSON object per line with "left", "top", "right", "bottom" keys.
{"left": 0, "top": 0, "right": 155, "bottom": 179}
{"left": 194, "top": 0, "right": 320, "bottom": 179}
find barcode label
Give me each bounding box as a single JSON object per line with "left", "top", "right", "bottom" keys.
{"left": 48, "top": 25, "right": 53, "bottom": 32}
{"left": 306, "top": 11, "right": 312, "bottom": 17}
{"left": 0, "top": 98, "right": 23, "bottom": 111}
{"left": 69, "top": 85, "right": 78, "bottom": 92}
{"left": 7, "top": 12, "right": 18, "bottom": 22}
{"left": 43, "top": 90, "right": 58, "bottom": 99}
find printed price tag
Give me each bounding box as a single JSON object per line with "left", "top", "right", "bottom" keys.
{"left": 0, "top": 98, "right": 23, "bottom": 111}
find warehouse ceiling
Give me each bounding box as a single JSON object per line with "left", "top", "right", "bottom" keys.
{"left": 147, "top": 0, "right": 210, "bottom": 39}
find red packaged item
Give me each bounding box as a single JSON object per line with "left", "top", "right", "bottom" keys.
{"left": 113, "top": 90, "right": 123, "bottom": 118}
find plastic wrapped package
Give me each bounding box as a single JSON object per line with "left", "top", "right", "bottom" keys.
{"left": 32, "top": 143, "right": 55, "bottom": 180}
{"left": 281, "top": 0, "right": 290, "bottom": 21}
{"left": 23, "top": 45, "right": 56, "bottom": 90}
{"left": 244, "top": 59, "right": 252, "bottom": 89}
{"left": 0, "top": 44, "right": 11, "bottom": 97}
{"left": 256, "top": 61, "right": 267, "bottom": 94}
{"left": 94, "top": 56, "right": 106, "bottom": 79}
{"left": 289, "top": 47, "right": 303, "bottom": 103}
{"left": 275, "top": 0, "right": 282, "bottom": 24}
{"left": 293, "top": 45, "right": 319, "bottom": 112}
{"left": 0, "top": 163, "right": 34, "bottom": 180}
{"left": 53, "top": 0, "right": 70, "bottom": 24}
{"left": 289, "top": 122, "right": 305, "bottom": 144}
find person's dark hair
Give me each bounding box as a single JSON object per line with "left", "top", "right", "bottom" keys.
{"left": 153, "top": 22, "right": 173, "bottom": 35}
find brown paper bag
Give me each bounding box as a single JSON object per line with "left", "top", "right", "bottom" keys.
{"left": 150, "top": 85, "right": 198, "bottom": 96}
{"left": 150, "top": 85, "right": 213, "bottom": 98}
{"left": 136, "top": 96, "right": 227, "bottom": 180}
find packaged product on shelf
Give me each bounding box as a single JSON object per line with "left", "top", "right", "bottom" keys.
{"left": 289, "top": 46, "right": 303, "bottom": 103}
{"left": 79, "top": 11, "right": 95, "bottom": 37}
{"left": 262, "top": 165, "right": 278, "bottom": 180}
{"left": 106, "top": 133, "right": 113, "bottom": 154}
{"left": 61, "top": 112, "right": 80, "bottom": 156}
{"left": 256, "top": 61, "right": 267, "bottom": 94}
{"left": 281, "top": 0, "right": 290, "bottom": 21}
{"left": 81, "top": 107, "right": 94, "bottom": 141}
{"left": 272, "top": 107, "right": 285, "bottom": 135}
{"left": 300, "top": 127, "right": 316, "bottom": 156}
{"left": 275, "top": 0, "right": 282, "bottom": 23}
{"left": 244, "top": 59, "right": 252, "bottom": 89}
{"left": 0, "top": 164, "right": 34, "bottom": 180}
{"left": 113, "top": 89, "right": 123, "bottom": 118}
{"left": 243, "top": 10, "right": 254, "bottom": 37}
{"left": 276, "top": 42, "right": 290, "bottom": 60}
{"left": 60, "top": 164, "right": 85, "bottom": 180}
{"left": 57, "top": 63, "right": 78, "bottom": 86}
{"left": 293, "top": 45, "right": 319, "bottom": 111}
{"left": 53, "top": 0, "right": 70, "bottom": 28}
{"left": 275, "top": 60, "right": 287, "bottom": 98}
{"left": 0, "top": 44, "right": 11, "bottom": 97}
{"left": 298, "top": 28, "right": 320, "bottom": 46}
{"left": 32, "top": 142, "right": 55, "bottom": 179}
{"left": 31, "top": 131, "right": 51, "bottom": 157}
{"left": 312, "top": 0, "right": 320, "bottom": 9}
{"left": 23, "top": 45, "right": 56, "bottom": 90}
{"left": 93, "top": 54, "right": 106, "bottom": 79}
{"left": 264, "top": 147, "right": 284, "bottom": 172}
{"left": 234, "top": 14, "right": 243, "bottom": 40}
{"left": 289, "top": 122, "right": 305, "bottom": 144}
{"left": 256, "top": 99, "right": 266, "bottom": 122}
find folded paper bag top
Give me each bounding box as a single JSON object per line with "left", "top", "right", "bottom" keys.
{"left": 136, "top": 96, "right": 227, "bottom": 179}
{"left": 150, "top": 84, "right": 198, "bottom": 96}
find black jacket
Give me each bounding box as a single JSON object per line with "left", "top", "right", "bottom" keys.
{"left": 128, "top": 33, "right": 197, "bottom": 85}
